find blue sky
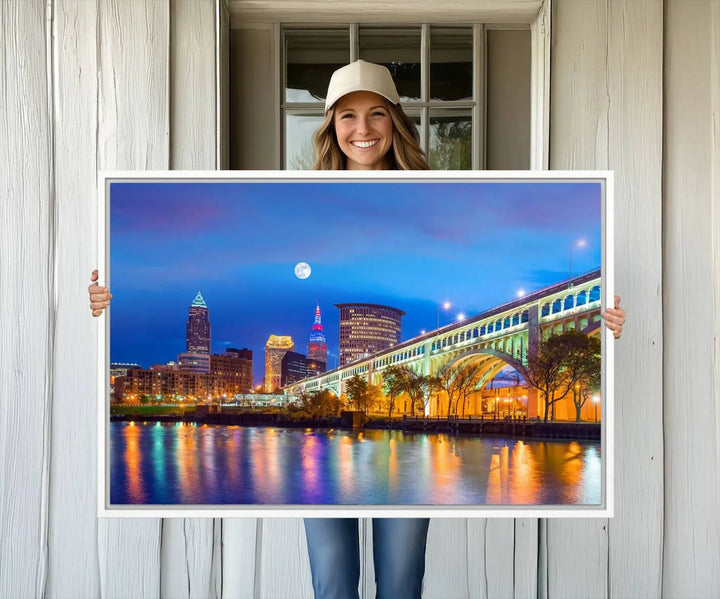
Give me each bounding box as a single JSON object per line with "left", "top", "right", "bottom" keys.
{"left": 110, "top": 180, "right": 602, "bottom": 385}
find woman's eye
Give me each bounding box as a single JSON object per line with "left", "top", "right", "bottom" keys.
{"left": 340, "top": 113, "right": 354, "bottom": 119}
{"left": 372, "top": 111, "right": 387, "bottom": 117}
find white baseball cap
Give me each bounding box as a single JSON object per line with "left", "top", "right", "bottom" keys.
{"left": 324, "top": 60, "right": 401, "bottom": 112}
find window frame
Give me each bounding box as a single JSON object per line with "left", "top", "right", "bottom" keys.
{"left": 279, "top": 16, "right": 548, "bottom": 171}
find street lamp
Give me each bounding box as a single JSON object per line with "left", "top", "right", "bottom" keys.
{"left": 569, "top": 238, "right": 587, "bottom": 286}
{"left": 592, "top": 394, "right": 600, "bottom": 422}
{"left": 457, "top": 312, "right": 466, "bottom": 321}
{"left": 437, "top": 301, "right": 451, "bottom": 329}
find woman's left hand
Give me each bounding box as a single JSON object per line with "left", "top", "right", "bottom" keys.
{"left": 601, "top": 295, "right": 625, "bottom": 339}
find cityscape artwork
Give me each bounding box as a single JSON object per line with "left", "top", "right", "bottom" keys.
{"left": 100, "top": 172, "right": 612, "bottom": 516}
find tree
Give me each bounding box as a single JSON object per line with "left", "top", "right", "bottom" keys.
{"left": 523, "top": 330, "right": 600, "bottom": 423}
{"left": 436, "top": 361, "right": 484, "bottom": 419}
{"left": 382, "top": 366, "right": 409, "bottom": 418}
{"left": 570, "top": 337, "right": 601, "bottom": 421}
{"left": 404, "top": 372, "right": 439, "bottom": 417}
{"left": 345, "top": 374, "right": 378, "bottom": 415}
{"left": 286, "top": 388, "right": 343, "bottom": 420}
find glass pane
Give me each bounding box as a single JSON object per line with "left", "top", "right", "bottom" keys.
{"left": 285, "top": 113, "right": 324, "bottom": 170}
{"left": 429, "top": 110, "right": 471, "bottom": 169}
{"left": 285, "top": 30, "right": 350, "bottom": 103}
{"left": 403, "top": 111, "right": 423, "bottom": 147}
{"left": 430, "top": 27, "right": 473, "bottom": 101}
{"left": 359, "top": 27, "right": 421, "bottom": 102}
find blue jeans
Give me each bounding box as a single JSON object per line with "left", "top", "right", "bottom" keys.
{"left": 303, "top": 518, "right": 430, "bottom": 599}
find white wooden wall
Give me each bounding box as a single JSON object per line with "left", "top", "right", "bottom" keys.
{"left": 1, "top": 0, "right": 718, "bottom": 597}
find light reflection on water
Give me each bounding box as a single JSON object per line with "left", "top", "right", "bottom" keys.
{"left": 110, "top": 422, "right": 602, "bottom": 505}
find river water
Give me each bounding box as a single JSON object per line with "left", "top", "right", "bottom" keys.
{"left": 109, "top": 422, "right": 601, "bottom": 506}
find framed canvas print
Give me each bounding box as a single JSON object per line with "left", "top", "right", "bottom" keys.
{"left": 97, "top": 170, "right": 614, "bottom": 518}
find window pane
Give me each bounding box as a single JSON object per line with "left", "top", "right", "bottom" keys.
{"left": 403, "top": 111, "right": 423, "bottom": 147}
{"left": 429, "top": 110, "right": 471, "bottom": 169}
{"left": 359, "top": 27, "right": 421, "bottom": 102}
{"left": 285, "top": 113, "right": 323, "bottom": 169}
{"left": 430, "top": 27, "right": 473, "bottom": 101}
{"left": 285, "top": 30, "right": 350, "bottom": 103}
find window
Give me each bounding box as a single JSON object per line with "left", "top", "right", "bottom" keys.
{"left": 269, "top": 24, "right": 530, "bottom": 170}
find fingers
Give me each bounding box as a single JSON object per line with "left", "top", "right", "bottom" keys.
{"left": 614, "top": 295, "right": 621, "bottom": 309}
{"left": 89, "top": 269, "right": 112, "bottom": 316}
{"left": 601, "top": 307, "right": 625, "bottom": 339}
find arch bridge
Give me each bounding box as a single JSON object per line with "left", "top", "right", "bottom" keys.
{"left": 285, "top": 270, "right": 603, "bottom": 414}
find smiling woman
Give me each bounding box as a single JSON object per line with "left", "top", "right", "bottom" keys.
{"left": 311, "top": 60, "right": 430, "bottom": 172}
{"left": 301, "top": 59, "right": 432, "bottom": 599}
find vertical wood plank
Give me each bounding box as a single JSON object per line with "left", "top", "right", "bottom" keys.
{"left": 96, "top": 1, "right": 170, "bottom": 596}
{"left": 512, "top": 518, "right": 539, "bottom": 599}
{"left": 605, "top": 1, "right": 664, "bottom": 597}
{"left": 257, "top": 518, "right": 314, "bottom": 599}
{"left": 222, "top": 519, "right": 258, "bottom": 599}
{"left": 47, "top": 1, "right": 101, "bottom": 596}
{"left": 162, "top": 1, "right": 220, "bottom": 597}
{"left": 712, "top": 11, "right": 720, "bottom": 577}
{"left": 423, "top": 519, "right": 470, "bottom": 599}
{"left": 466, "top": 519, "right": 517, "bottom": 599}
{"left": 0, "top": 1, "right": 52, "bottom": 598}
{"left": 548, "top": 1, "right": 608, "bottom": 596}
{"left": 170, "top": 0, "right": 216, "bottom": 170}
{"left": 551, "top": 0, "right": 665, "bottom": 597}
{"left": 663, "top": 0, "right": 720, "bottom": 595}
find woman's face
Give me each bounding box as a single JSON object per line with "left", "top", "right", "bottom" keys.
{"left": 333, "top": 91, "right": 394, "bottom": 170}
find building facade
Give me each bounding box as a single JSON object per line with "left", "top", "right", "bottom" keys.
{"left": 210, "top": 348, "right": 253, "bottom": 395}
{"left": 264, "top": 335, "right": 295, "bottom": 392}
{"left": 186, "top": 291, "right": 211, "bottom": 354}
{"left": 307, "top": 302, "right": 327, "bottom": 371}
{"left": 281, "top": 350, "right": 308, "bottom": 386}
{"left": 335, "top": 303, "right": 405, "bottom": 365}
{"left": 177, "top": 352, "right": 211, "bottom": 374}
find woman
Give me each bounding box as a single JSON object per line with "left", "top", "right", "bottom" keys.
{"left": 89, "top": 60, "right": 626, "bottom": 599}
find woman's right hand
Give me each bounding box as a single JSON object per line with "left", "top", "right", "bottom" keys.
{"left": 89, "top": 269, "right": 113, "bottom": 317}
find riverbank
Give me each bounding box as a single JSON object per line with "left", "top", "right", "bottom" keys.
{"left": 109, "top": 410, "right": 601, "bottom": 441}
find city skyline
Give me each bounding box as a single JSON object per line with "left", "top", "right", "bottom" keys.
{"left": 109, "top": 180, "right": 602, "bottom": 386}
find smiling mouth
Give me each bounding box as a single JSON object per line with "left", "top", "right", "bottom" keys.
{"left": 350, "top": 139, "right": 379, "bottom": 148}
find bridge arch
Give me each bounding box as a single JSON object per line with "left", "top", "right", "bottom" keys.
{"left": 440, "top": 347, "right": 528, "bottom": 385}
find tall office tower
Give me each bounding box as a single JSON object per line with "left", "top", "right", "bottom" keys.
{"left": 264, "top": 335, "right": 295, "bottom": 392}
{"left": 307, "top": 302, "right": 328, "bottom": 372}
{"left": 186, "top": 291, "right": 211, "bottom": 354}
{"left": 281, "top": 351, "right": 308, "bottom": 386}
{"left": 335, "top": 303, "right": 405, "bottom": 366}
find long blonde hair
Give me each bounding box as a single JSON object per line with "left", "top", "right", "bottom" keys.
{"left": 312, "top": 100, "right": 430, "bottom": 171}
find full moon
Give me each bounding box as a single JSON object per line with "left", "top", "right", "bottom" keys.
{"left": 294, "top": 262, "right": 311, "bottom": 279}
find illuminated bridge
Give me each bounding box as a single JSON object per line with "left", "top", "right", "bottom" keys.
{"left": 285, "top": 269, "right": 603, "bottom": 415}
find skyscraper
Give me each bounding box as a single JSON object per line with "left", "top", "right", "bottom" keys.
{"left": 307, "top": 302, "right": 328, "bottom": 372}
{"left": 186, "top": 291, "right": 211, "bottom": 354}
{"left": 281, "top": 350, "right": 308, "bottom": 386}
{"left": 264, "top": 335, "right": 295, "bottom": 392}
{"left": 335, "top": 303, "right": 405, "bottom": 366}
